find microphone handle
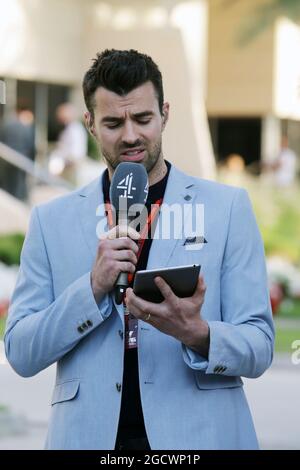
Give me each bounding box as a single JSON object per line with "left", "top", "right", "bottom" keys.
{"left": 114, "top": 215, "right": 137, "bottom": 304}
{"left": 115, "top": 271, "right": 129, "bottom": 305}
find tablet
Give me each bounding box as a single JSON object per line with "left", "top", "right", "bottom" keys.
{"left": 133, "top": 264, "right": 201, "bottom": 303}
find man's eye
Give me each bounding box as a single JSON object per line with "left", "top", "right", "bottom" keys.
{"left": 107, "top": 123, "right": 121, "bottom": 129}
{"left": 137, "top": 120, "right": 151, "bottom": 125}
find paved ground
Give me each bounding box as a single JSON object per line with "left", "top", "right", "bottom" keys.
{"left": 0, "top": 341, "right": 299, "bottom": 450}
{"left": 244, "top": 354, "right": 300, "bottom": 449}
{"left": 0, "top": 340, "right": 53, "bottom": 449}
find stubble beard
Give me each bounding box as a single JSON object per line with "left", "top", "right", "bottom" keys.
{"left": 100, "top": 138, "right": 163, "bottom": 175}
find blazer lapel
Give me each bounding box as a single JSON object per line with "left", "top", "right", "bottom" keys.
{"left": 147, "top": 165, "right": 198, "bottom": 269}
{"left": 77, "top": 176, "right": 105, "bottom": 259}
{"left": 76, "top": 173, "right": 124, "bottom": 322}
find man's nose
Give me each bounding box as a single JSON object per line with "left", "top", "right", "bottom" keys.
{"left": 121, "top": 121, "right": 138, "bottom": 144}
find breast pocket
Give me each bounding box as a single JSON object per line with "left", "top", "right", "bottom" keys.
{"left": 170, "top": 243, "right": 204, "bottom": 267}
{"left": 51, "top": 379, "right": 80, "bottom": 405}
{"left": 194, "top": 371, "right": 243, "bottom": 390}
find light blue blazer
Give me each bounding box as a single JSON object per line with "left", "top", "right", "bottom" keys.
{"left": 5, "top": 165, "right": 274, "bottom": 450}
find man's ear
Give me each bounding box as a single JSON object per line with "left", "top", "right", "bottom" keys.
{"left": 161, "top": 102, "right": 169, "bottom": 130}
{"left": 84, "top": 111, "right": 96, "bottom": 136}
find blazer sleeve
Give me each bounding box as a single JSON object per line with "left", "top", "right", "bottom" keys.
{"left": 182, "top": 188, "right": 275, "bottom": 378}
{"left": 4, "top": 206, "right": 113, "bottom": 377}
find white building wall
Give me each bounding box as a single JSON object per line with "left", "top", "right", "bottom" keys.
{"left": 0, "top": 0, "right": 215, "bottom": 178}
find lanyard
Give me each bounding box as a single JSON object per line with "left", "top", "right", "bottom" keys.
{"left": 105, "top": 197, "right": 163, "bottom": 349}
{"left": 105, "top": 198, "right": 163, "bottom": 284}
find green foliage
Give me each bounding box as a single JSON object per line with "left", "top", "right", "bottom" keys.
{"left": 250, "top": 186, "right": 300, "bottom": 264}
{"left": 0, "top": 233, "right": 25, "bottom": 266}
{"left": 87, "top": 133, "right": 101, "bottom": 161}
{"left": 277, "top": 298, "right": 300, "bottom": 318}
{"left": 223, "top": 0, "right": 300, "bottom": 45}
{"left": 260, "top": 209, "right": 300, "bottom": 262}
{"left": 275, "top": 327, "right": 300, "bottom": 352}
{"left": 0, "top": 317, "right": 6, "bottom": 339}
{"left": 246, "top": 180, "right": 300, "bottom": 319}
{"left": 218, "top": 171, "right": 300, "bottom": 320}
{"left": 218, "top": 172, "right": 300, "bottom": 264}
{"left": 0, "top": 404, "right": 9, "bottom": 412}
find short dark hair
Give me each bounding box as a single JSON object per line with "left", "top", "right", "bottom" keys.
{"left": 82, "top": 49, "right": 164, "bottom": 119}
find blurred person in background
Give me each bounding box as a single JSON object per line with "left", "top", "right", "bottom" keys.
{"left": 271, "top": 136, "right": 297, "bottom": 187}
{"left": 48, "top": 102, "right": 87, "bottom": 185}
{"left": 0, "top": 106, "right": 35, "bottom": 200}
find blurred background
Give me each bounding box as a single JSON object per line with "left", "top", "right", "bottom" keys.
{"left": 0, "top": 0, "right": 299, "bottom": 450}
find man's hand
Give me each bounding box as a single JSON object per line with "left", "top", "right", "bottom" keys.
{"left": 126, "top": 275, "right": 210, "bottom": 358}
{"left": 91, "top": 226, "right": 140, "bottom": 303}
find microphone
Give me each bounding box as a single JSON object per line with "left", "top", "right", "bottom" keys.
{"left": 110, "top": 162, "right": 149, "bottom": 304}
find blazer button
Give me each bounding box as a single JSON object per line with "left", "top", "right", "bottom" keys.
{"left": 81, "top": 322, "right": 88, "bottom": 329}
{"left": 77, "top": 326, "right": 84, "bottom": 334}
{"left": 86, "top": 320, "right": 93, "bottom": 327}
{"left": 116, "top": 383, "right": 122, "bottom": 392}
{"left": 118, "top": 330, "right": 124, "bottom": 340}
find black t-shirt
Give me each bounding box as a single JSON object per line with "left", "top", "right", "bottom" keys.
{"left": 102, "top": 161, "right": 171, "bottom": 439}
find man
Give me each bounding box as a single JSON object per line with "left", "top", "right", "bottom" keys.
{"left": 0, "top": 106, "right": 35, "bottom": 200}
{"left": 273, "top": 136, "right": 297, "bottom": 187}
{"left": 5, "top": 49, "right": 274, "bottom": 450}
{"left": 48, "top": 102, "right": 87, "bottom": 185}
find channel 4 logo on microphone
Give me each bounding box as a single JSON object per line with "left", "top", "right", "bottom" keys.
{"left": 117, "top": 172, "right": 136, "bottom": 199}
{"left": 0, "top": 80, "right": 6, "bottom": 104}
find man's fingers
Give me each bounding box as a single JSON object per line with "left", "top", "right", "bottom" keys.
{"left": 126, "top": 288, "right": 160, "bottom": 317}
{"left": 124, "top": 288, "right": 145, "bottom": 320}
{"left": 154, "top": 277, "right": 176, "bottom": 302}
{"left": 193, "top": 276, "right": 206, "bottom": 300}
{"left": 112, "top": 249, "right": 137, "bottom": 264}
{"left": 118, "top": 261, "right": 136, "bottom": 274}
{"left": 126, "top": 226, "right": 141, "bottom": 240}
{"left": 99, "top": 236, "right": 138, "bottom": 254}
{"left": 100, "top": 225, "right": 140, "bottom": 240}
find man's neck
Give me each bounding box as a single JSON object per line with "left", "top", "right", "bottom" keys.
{"left": 107, "top": 158, "right": 168, "bottom": 186}
{"left": 148, "top": 158, "right": 167, "bottom": 186}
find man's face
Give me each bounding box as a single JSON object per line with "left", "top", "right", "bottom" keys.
{"left": 87, "top": 81, "right": 169, "bottom": 175}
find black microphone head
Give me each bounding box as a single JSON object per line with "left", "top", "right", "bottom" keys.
{"left": 109, "top": 162, "right": 149, "bottom": 225}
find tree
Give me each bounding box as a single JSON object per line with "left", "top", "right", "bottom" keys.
{"left": 223, "top": 0, "right": 300, "bottom": 44}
